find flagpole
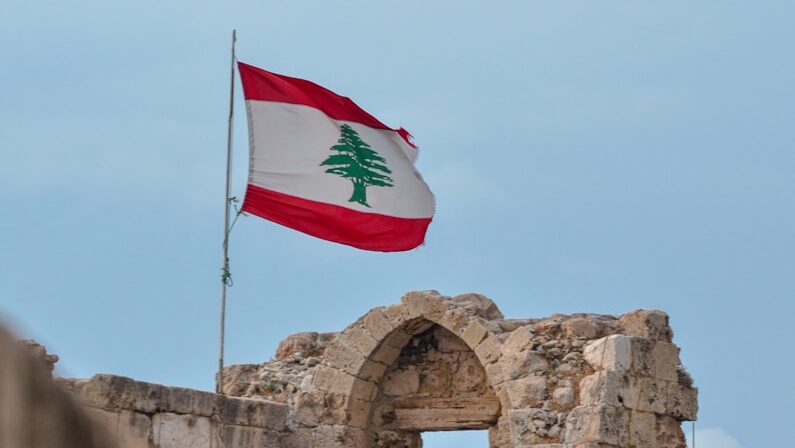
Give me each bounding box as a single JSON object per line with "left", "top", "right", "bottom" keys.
{"left": 217, "top": 29, "right": 237, "bottom": 395}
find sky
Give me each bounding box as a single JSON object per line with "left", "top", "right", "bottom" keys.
{"left": 1, "top": 1, "right": 793, "bottom": 447}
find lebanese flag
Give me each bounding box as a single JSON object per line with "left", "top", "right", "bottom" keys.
{"left": 237, "top": 62, "right": 435, "bottom": 252}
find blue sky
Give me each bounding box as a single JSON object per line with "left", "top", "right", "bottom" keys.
{"left": 1, "top": 2, "right": 792, "bottom": 447}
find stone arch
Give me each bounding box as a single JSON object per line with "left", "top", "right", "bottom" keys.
{"left": 310, "top": 291, "right": 508, "bottom": 447}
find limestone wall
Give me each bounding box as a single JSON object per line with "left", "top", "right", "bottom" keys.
{"left": 58, "top": 374, "right": 287, "bottom": 448}
{"left": 218, "top": 291, "right": 698, "bottom": 448}
{"left": 52, "top": 290, "right": 697, "bottom": 448}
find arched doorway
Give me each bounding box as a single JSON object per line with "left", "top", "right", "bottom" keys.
{"left": 367, "top": 323, "right": 500, "bottom": 447}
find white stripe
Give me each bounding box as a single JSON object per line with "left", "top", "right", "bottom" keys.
{"left": 245, "top": 100, "right": 435, "bottom": 218}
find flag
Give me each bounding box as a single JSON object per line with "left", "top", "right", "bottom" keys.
{"left": 237, "top": 62, "right": 435, "bottom": 252}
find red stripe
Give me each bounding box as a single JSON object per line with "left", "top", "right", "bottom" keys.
{"left": 242, "top": 184, "right": 431, "bottom": 252}
{"left": 237, "top": 62, "right": 417, "bottom": 148}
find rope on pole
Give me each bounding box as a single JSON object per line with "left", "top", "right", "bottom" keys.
{"left": 217, "top": 29, "right": 237, "bottom": 395}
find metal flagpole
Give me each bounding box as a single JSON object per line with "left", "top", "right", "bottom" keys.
{"left": 217, "top": 29, "right": 237, "bottom": 395}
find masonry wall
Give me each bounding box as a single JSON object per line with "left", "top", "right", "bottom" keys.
{"left": 55, "top": 291, "right": 697, "bottom": 448}
{"left": 58, "top": 375, "right": 287, "bottom": 448}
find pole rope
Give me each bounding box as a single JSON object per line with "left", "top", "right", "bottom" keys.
{"left": 217, "top": 29, "right": 237, "bottom": 395}
{"left": 221, "top": 198, "right": 243, "bottom": 287}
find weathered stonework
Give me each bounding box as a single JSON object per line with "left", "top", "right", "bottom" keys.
{"left": 47, "top": 291, "right": 697, "bottom": 447}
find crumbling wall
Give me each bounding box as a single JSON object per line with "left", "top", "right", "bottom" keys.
{"left": 58, "top": 374, "right": 287, "bottom": 448}
{"left": 219, "top": 290, "right": 697, "bottom": 448}
{"left": 55, "top": 290, "right": 697, "bottom": 448}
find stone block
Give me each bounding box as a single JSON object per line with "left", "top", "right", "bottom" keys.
{"left": 460, "top": 320, "right": 489, "bottom": 347}
{"left": 664, "top": 383, "right": 698, "bottom": 421}
{"left": 383, "top": 304, "right": 415, "bottom": 327}
{"left": 227, "top": 426, "right": 279, "bottom": 447}
{"left": 221, "top": 364, "right": 259, "bottom": 396}
{"left": 619, "top": 310, "right": 673, "bottom": 342}
{"left": 453, "top": 358, "right": 487, "bottom": 392}
{"left": 312, "top": 365, "right": 344, "bottom": 393}
{"left": 533, "top": 314, "right": 567, "bottom": 335}
{"left": 635, "top": 377, "right": 666, "bottom": 415}
{"left": 116, "top": 411, "right": 151, "bottom": 447}
{"left": 435, "top": 326, "right": 470, "bottom": 352}
{"left": 500, "top": 350, "right": 550, "bottom": 380}
{"left": 338, "top": 327, "right": 379, "bottom": 358}
{"left": 347, "top": 397, "right": 371, "bottom": 429}
{"left": 564, "top": 405, "right": 629, "bottom": 446}
{"left": 220, "top": 424, "right": 269, "bottom": 448}
{"left": 489, "top": 416, "right": 513, "bottom": 448}
{"left": 382, "top": 368, "right": 420, "bottom": 396}
{"left": 652, "top": 342, "right": 681, "bottom": 382}
{"left": 357, "top": 358, "right": 389, "bottom": 382}
{"left": 281, "top": 428, "right": 314, "bottom": 448}
{"left": 562, "top": 317, "right": 601, "bottom": 339}
{"left": 293, "top": 390, "right": 349, "bottom": 427}
{"left": 316, "top": 367, "right": 376, "bottom": 402}
{"left": 276, "top": 332, "right": 322, "bottom": 360}
{"left": 629, "top": 338, "right": 654, "bottom": 377}
{"left": 219, "top": 396, "right": 287, "bottom": 430}
{"left": 402, "top": 291, "right": 449, "bottom": 320}
{"left": 114, "top": 376, "right": 162, "bottom": 414}
{"left": 484, "top": 360, "right": 507, "bottom": 386}
{"left": 323, "top": 342, "right": 368, "bottom": 375}
{"left": 656, "top": 416, "right": 687, "bottom": 448}
{"left": 452, "top": 293, "right": 504, "bottom": 319}
{"left": 579, "top": 371, "right": 637, "bottom": 409}
{"left": 493, "top": 383, "right": 513, "bottom": 410}
{"left": 382, "top": 328, "right": 413, "bottom": 350}
{"left": 161, "top": 386, "right": 215, "bottom": 417}
{"left": 403, "top": 318, "right": 435, "bottom": 335}
{"left": 69, "top": 377, "right": 115, "bottom": 411}
{"left": 583, "top": 336, "right": 631, "bottom": 372}
{"left": 629, "top": 410, "right": 656, "bottom": 448}
{"left": 501, "top": 326, "right": 534, "bottom": 356}
{"left": 393, "top": 397, "right": 500, "bottom": 431}
{"left": 361, "top": 308, "right": 394, "bottom": 342}
{"left": 351, "top": 379, "right": 378, "bottom": 401}
{"left": 419, "top": 362, "right": 452, "bottom": 395}
{"left": 74, "top": 374, "right": 162, "bottom": 413}
{"left": 83, "top": 407, "right": 119, "bottom": 435}
{"left": 475, "top": 334, "right": 502, "bottom": 365}
{"left": 436, "top": 309, "right": 472, "bottom": 335}
{"left": 400, "top": 290, "right": 442, "bottom": 306}
{"left": 313, "top": 425, "right": 368, "bottom": 448}
{"left": 152, "top": 412, "right": 212, "bottom": 448}
{"left": 312, "top": 366, "right": 376, "bottom": 401}
{"left": 370, "top": 342, "right": 402, "bottom": 367}
{"left": 506, "top": 376, "right": 547, "bottom": 408}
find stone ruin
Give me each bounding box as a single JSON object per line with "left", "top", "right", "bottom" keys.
{"left": 11, "top": 291, "right": 698, "bottom": 447}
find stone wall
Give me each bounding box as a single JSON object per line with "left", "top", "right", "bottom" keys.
{"left": 218, "top": 291, "right": 697, "bottom": 448}
{"left": 53, "top": 290, "right": 697, "bottom": 447}
{"left": 58, "top": 374, "right": 287, "bottom": 448}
